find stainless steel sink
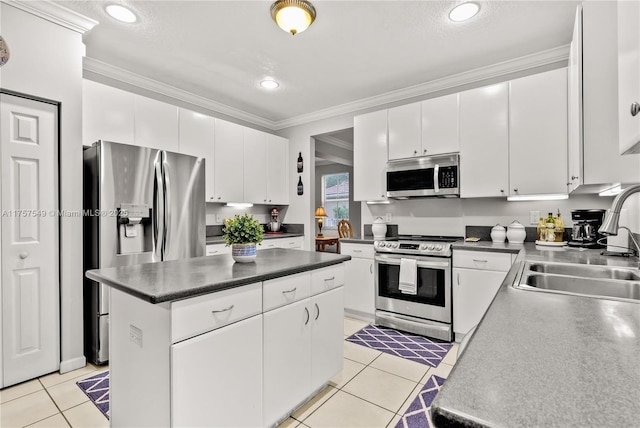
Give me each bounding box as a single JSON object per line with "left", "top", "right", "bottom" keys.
{"left": 513, "top": 261, "right": 640, "bottom": 303}
{"left": 527, "top": 262, "right": 640, "bottom": 281}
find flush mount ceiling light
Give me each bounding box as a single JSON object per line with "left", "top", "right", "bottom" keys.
{"left": 449, "top": 2, "right": 480, "bottom": 22}
{"left": 270, "top": 0, "right": 317, "bottom": 35}
{"left": 106, "top": 4, "right": 137, "bottom": 23}
{"left": 260, "top": 79, "right": 280, "bottom": 89}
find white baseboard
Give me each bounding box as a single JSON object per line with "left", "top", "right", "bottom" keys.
{"left": 59, "top": 356, "right": 87, "bottom": 374}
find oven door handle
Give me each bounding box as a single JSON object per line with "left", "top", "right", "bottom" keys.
{"left": 434, "top": 164, "right": 440, "bottom": 193}
{"left": 375, "top": 258, "right": 450, "bottom": 269}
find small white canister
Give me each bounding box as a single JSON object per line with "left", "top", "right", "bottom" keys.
{"left": 506, "top": 220, "right": 526, "bottom": 244}
{"left": 372, "top": 217, "right": 387, "bottom": 240}
{"left": 490, "top": 224, "right": 506, "bottom": 243}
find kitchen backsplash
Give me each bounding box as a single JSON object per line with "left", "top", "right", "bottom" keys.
{"left": 362, "top": 193, "right": 625, "bottom": 237}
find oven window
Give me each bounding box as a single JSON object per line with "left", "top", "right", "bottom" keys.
{"left": 377, "top": 263, "right": 446, "bottom": 307}
{"left": 387, "top": 168, "right": 434, "bottom": 191}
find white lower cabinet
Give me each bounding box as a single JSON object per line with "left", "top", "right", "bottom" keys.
{"left": 206, "top": 243, "right": 231, "bottom": 256}
{"left": 452, "top": 251, "right": 514, "bottom": 341}
{"left": 263, "top": 268, "right": 344, "bottom": 427}
{"left": 259, "top": 236, "right": 304, "bottom": 251}
{"left": 341, "top": 243, "right": 375, "bottom": 321}
{"left": 171, "top": 314, "right": 263, "bottom": 427}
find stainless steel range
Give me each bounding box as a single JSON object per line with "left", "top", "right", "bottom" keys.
{"left": 374, "top": 235, "right": 462, "bottom": 342}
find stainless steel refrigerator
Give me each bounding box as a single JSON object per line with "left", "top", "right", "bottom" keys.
{"left": 83, "top": 141, "right": 205, "bottom": 364}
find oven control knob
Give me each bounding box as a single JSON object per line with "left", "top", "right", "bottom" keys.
{"left": 420, "top": 244, "right": 428, "bottom": 250}
{"left": 428, "top": 244, "right": 435, "bottom": 250}
{"left": 434, "top": 244, "right": 443, "bottom": 251}
{"left": 391, "top": 242, "right": 398, "bottom": 249}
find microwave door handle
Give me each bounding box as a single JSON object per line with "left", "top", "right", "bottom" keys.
{"left": 434, "top": 164, "right": 440, "bottom": 193}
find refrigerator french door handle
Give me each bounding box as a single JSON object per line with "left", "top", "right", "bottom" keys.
{"left": 153, "top": 152, "right": 165, "bottom": 260}
{"left": 161, "top": 151, "right": 170, "bottom": 257}
{"left": 434, "top": 164, "right": 440, "bottom": 193}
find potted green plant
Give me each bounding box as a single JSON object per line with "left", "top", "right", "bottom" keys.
{"left": 222, "top": 213, "right": 264, "bottom": 263}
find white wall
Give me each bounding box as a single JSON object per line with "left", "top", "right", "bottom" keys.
{"left": 1, "top": 4, "right": 86, "bottom": 372}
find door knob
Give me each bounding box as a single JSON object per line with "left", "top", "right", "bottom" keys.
{"left": 631, "top": 102, "right": 640, "bottom": 117}
{"left": 19, "top": 252, "right": 28, "bottom": 259}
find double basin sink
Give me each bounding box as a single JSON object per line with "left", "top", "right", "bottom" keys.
{"left": 513, "top": 260, "right": 640, "bottom": 303}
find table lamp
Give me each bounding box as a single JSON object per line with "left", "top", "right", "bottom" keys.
{"left": 314, "top": 206, "right": 328, "bottom": 237}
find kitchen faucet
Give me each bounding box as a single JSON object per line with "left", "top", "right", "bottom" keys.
{"left": 599, "top": 183, "right": 640, "bottom": 260}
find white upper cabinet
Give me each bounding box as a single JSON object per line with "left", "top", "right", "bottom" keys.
{"left": 243, "top": 127, "right": 268, "bottom": 204}
{"left": 179, "top": 109, "right": 215, "bottom": 201}
{"left": 459, "top": 83, "right": 509, "bottom": 198}
{"left": 567, "top": 5, "right": 583, "bottom": 192}
{"left": 266, "top": 134, "right": 289, "bottom": 205}
{"left": 421, "top": 93, "right": 459, "bottom": 155}
{"left": 582, "top": 2, "right": 640, "bottom": 183}
{"left": 509, "top": 68, "right": 568, "bottom": 197}
{"left": 213, "top": 119, "right": 244, "bottom": 203}
{"left": 134, "top": 95, "right": 179, "bottom": 152}
{"left": 388, "top": 102, "right": 421, "bottom": 160}
{"left": 617, "top": 0, "right": 640, "bottom": 155}
{"left": 83, "top": 80, "right": 134, "bottom": 146}
{"left": 354, "top": 110, "right": 389, "bottom": 201}
{"left": 243, "top": 129, "right": 289, "bottom": 205}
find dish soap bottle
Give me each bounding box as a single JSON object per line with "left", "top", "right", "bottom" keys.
{"left": 554, "top": 209, "right": 565, "bottom": 242}
{"left": 545, "top": 212, "right": 555, "bottom": 242}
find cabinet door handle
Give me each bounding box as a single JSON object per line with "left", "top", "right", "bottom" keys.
{"left": 211, "top": 304, "right": 234, "bottom": 314}
{"left": 324, "top": 276, "right": 335, "bottom": 282}
{"left": 457, "top": 273, "right": 460, "bottom": 286}
{"left": 315, "top": 303, "right": 320, "bottom": 320}
{"left": 473, "top": 259, "right": 488, "bottom": 263}
{"left": 513, "top": 188, "right": 518, "bottom": 193}
{"left": 304, "top": 307, "right": 310, "bottom": 325}
{"left": 209, "top": 250, "right": 218, "bottom": 254}
{"left": 631, "top": 102, "right": 640, "bottom": 117}
{"left": 370, "top": 263, "right": 373, "bottom": 274}
{"left": 282, "top": 287, "right": 297, "bottom": 294}
{"left": 19, "top": 252, "right": 29, "bottom": 259}
{"left": 571, "top": 176, "right": 579, "bottom": 180}
{"left": 353, "top": 249, "right": 362, "bottom": 253}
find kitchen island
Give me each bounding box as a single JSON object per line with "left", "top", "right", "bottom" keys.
{"left": 432, "top": 243, "right": 640, "bottom": 427}
{"left": 86, "top": 248, "right": 350, "bottom": 427}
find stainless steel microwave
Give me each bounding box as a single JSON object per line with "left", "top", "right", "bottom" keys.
{"left": 386, "top": 153, "right": 460, "bottom": 198}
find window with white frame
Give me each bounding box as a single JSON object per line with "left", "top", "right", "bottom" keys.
{"left": 321, "top": 172, "right": 349, "bottom": 228}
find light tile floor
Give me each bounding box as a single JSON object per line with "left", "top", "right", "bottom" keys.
{"left": 0, "top": 317, "right": 458, "bottom": 428}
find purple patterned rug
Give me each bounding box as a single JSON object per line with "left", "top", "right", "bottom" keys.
{"left": 346, "top": 324, "right": 453, "bottom": 367}
{"left": 395, "top": 375, "right": 445, "bottom": 428}
{"left": 76, "top": 371, "right": 110, "bottom": 420}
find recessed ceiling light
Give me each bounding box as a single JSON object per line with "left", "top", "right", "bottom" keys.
{"left": 449, "top": 2, "right": 480, "bottom": 22}
{"left": 105, "top": 4, "right": 137, "bottom": 23}
{"left": 260, "top": 79, "right": 280, "bottom": 89}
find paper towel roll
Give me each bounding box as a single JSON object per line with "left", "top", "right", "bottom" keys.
{"left": 607, "top": 209, "right": 630, "bottom": 253}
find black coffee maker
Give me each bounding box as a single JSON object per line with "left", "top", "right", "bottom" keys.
{"left": 568, "top": 209, "right": 606, "bottom": 248}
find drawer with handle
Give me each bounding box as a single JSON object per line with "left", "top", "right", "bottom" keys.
{"left": 341, "top": 243, "right": 375, "bottom": 259}
{"left": 453, "top": 250, "right": 513, "bottom": 272}
{"left": 206, "top": 243, "right": 231, "bottom": 256}
{"left": 311, "top": 265, "right": 345, "bottom": 295}
{"left": 171, "top": 282, "right": 262, "bottom": 343}
{"left": 263, "top": 272, "right": 311, "bottom": 312}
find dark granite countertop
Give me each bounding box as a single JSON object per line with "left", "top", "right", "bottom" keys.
{"left": 453, "top": 240, "right": 525, "bottom": 254}
{"left": 206, "top": 233, "right": 304, "bottom": 245}
{"left": 432, "top": 243, "right": 640, "bottom": 427}
{"left": 86, "top": 248, "right": 350, "bottom": 304}
{"left": 340, "top": 236, "right": 376, "bottom": 245}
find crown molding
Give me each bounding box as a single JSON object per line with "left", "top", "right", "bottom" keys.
{"left": 83, "top": 44, "right": 569, "bottom": 132}
{"left": 3, "top": 0, "right": 98, "bottom": 33}
{"left": 315, "top": 135, "right": 353, "bottom": 151}
{"left": 273, "top": 44, "right": 570, "bottom": 130}
{"left": 83, "top": 57, "right": 275, "bottom": 129}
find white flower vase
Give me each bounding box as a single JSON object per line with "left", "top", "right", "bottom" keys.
{"left": 231, "top": 243, "right": 257, "bottom": 263}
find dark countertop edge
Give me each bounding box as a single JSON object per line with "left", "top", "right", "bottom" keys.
{"left": 452, "top": 241, "right": 523, "bottom": 254}
{"left": 86, "top": 255, "right": 351, "bottom": 304}
{"left": 206, "top": 233, "right": 304, "bottom": 245}
{"left": 431, "top": 407, "right": 488, "bottom": 428}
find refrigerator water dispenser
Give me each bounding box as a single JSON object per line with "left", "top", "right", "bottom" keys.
{"left": 117, "top": 203, "right": 151, "bottom": 254}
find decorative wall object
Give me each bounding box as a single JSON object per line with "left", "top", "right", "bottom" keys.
{"left": 297, "top": 176, "right": 304, "bottom": 195}
{"left": 297, "top": 152, "right": 303, "bottom": 172}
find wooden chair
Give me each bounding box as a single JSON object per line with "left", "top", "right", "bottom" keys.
{"left": 337, "top": 219, "right": 354, "bottom": 238}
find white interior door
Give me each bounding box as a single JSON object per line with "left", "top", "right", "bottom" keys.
{"left": 0, "top": 93, "right": 59, "bottom": 387}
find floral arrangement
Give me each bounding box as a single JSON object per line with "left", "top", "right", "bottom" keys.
{"left": 221, "top": 214, "right": 264, "bottom": 246}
